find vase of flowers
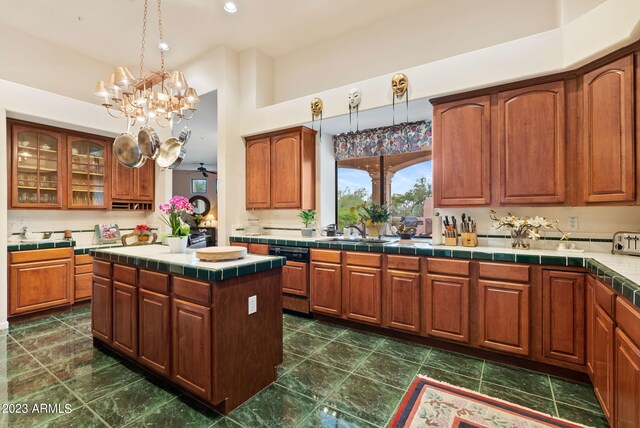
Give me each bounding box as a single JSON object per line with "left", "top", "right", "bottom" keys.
{"left": 159, "top": 196, "right": 194, "bottom": 253}
{"left": 298, "top": 209, "right": 317, "bottom": 237}
{"left": 489, "top": 210, "right": 568, "bottom": 249}
{"left": 352, "top": 203, "right": 390, "bottom": 238}
{"left": 134, "top": 224, "right": 152, "bottom": 243}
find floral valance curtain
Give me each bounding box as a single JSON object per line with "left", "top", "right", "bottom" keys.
{"left": 333, "top": 120, "right": 432, "bottom": 160}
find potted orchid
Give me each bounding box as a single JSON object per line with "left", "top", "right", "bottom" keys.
{"left": 490, "top": 210, "right": 569, "bottom": 249}
{"left": 159, "top": 196, "right": 194, "bottom": 253}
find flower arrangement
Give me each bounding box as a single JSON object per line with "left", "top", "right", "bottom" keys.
{"left": 159, "top": 196, "right": 194, "bottom": 238}
{"left": 134, "top": 224, "right": 150, "bottom": 232}
{"left": 489, "top": 210, "right": 569, "bottom": 249}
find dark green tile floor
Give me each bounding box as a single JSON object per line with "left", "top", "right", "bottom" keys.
{"left": 0, "top": 309, "right": 609, "bottom": 427}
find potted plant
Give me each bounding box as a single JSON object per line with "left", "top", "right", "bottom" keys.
{"left": 134, "top": 224, "right": 152, "bottom": 243}
{"left": 298, "top": 209, "right": 317, "bottom": 237}
{"left": 159, "top": 196, "right": 194, "bottom": 253}
{"left": 352, "top": 203, "right": 390, "bottom": 238}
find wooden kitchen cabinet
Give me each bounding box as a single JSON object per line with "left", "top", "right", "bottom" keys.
{"left": 586, "top": 276, "right": 595, "bottom": 377}
{"left": 112, "top": 157, "right": 155, "bottom": 204}
{"left": 498, "top": 81, "right": 566, "bottom": 205}
{"left": 171, "top": 298, "right": 212, "bottom": 401}
{"left": 10, "top": 123, "right": 64, "bottom": 209}
{"left": 593, "top": 303, "right": 615, "bottom": 422}
{"left": 74, "top": 254, "right": 93, "bottom": 301}
{"left": 615, "top": 329, "right": 640, "bottom": 427}
{"left": 385, "top": 269, "right": 421, "bottom": 333}
{"left": 583, "top": 55, "right": 635, "bottom": 203}
{"left": 67, "top": 135, "right": 110, "bottom": 209}
{"left": 248, "top": 243, "right": 269, "bottom": 255}
{"left": 344, "top": 265, "right": 382, "bottom": 325}
{"left": 310, "top": 262, "right": 342, "bottom": 316}
{"left": 282, "top": 260, "right": 308, "bottom": 297}
{"left": 245, "top": 137, "right": 271, "bottom": 209}
{"left": 542, "top": 271, "right": 585, "bottom": 365}
{"left": 478, "top": 279, "right": 530, "bottom": 356}
{"left": 112, "top": 281, "right": 138, "bottom": 358}
{"left": 424, "top": 274, "right": 470, "bottom": 343}
{"left": 139, "top": 288, "right": 171, "bottom": 376}
{"left": 433, "top": 95, "right": 492, "bottom": 206}
{"left": 245, "top": 126, "right": 316, "bottom": 210}
{"left": 92, "top": 275, "right": 112, "bottom": 343}
{"left": 9, "top": 248, "right": 73, "bottom": 316}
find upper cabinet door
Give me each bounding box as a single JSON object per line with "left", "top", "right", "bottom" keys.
{"left": 498, "top": 81, "right": 566, "bottom": 204}
{"left": 433, "top": 96, "right": 491, "bottom": 206}
{"left": 112, "top": 155, "right": 134, "bottom": 200}
{"left": 246, "top": 137, "right": 271, "bottom": 209}
{"left": 67, "top": 136, "right": 109, "bottom": 209}
{"left": 134, "top": 161, "right": 155, "bottom": 202}
{"left": 583, "top": 55, "right": 635, "bottom": 203}
{"left": 271, "top": 132, "right": 302, "bottom": 208}
{"left": 12, "top": 125, "right": 64, "bottom": 209}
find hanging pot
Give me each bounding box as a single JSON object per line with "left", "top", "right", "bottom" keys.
{"left": 138, "top": 126, "right": 160, "bottom": 160}
{"left": 156, "top": 127, "right": 191, "bottom": 169}
{"left": 113, "top": 132, "right": 146, "bottom": 168}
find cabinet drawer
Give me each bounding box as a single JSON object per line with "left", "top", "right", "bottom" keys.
{"left": 75, "top": 273, "right": 92, "bottom": 300}
{"left": 248, "top": 243, "right": 270, "bottom": 255}
{"left": 386, "top": 255, "right": 421, "bottom": 272}
{"left": 139, "top": 269, "right": 170, "bottom": 294}
{"left": 311, "top": 249, "right": 341, "bottom": 264}
{"left": 173, "top": 276, "right": 211, "bottom": 305}
{"left": 616, "top": 297, "right": 640, "bottom": 346}
{"left": 595, "top": 279, "right": 616, "bottom": 318}
{"left": 10, "top": 248, "right": 72, "bottom": 264}
{"left": 75, "top": 264, "right": 93, "bottom": 275}
{"left": 479, "top": 262, "right": 529, "bottom": 283}
{"left": 345, "top": 252, "right": 382, "bottom": 268}
{"left": 114, "top": 264, "right": 137, "bottom": 285}
{"left": 427, "top": 258, "right": 469, "bottom": 277}
{"left": 230, "top": 242, "right": 249, "bottom": 248}
{"left": 75, "top": 254, "right": 93, "bottom": 265}
{"left": 93, "top": 260, "right": 112, "bottom": 278}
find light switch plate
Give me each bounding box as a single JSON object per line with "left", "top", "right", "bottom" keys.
{"left": 248, "top": 295, "right": 257, "bottom": 314}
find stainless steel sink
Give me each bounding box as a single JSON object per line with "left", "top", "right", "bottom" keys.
{"left": 327, "top": 238, "right": 397, "bottom": 245}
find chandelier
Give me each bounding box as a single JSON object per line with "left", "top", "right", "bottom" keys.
{"left": 93, "top": 0, "right": 199, "bottom": 127}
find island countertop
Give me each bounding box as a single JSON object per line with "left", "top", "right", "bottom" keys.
{"left": 90, "top": 245, "right": 286, "bottom": 282}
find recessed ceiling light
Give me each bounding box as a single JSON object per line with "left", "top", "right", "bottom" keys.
{"left": 157, "top": 41, "right": 170, "bottom": 51}
{"left": 224, "top": 1, "right": 238, "bottom": 14}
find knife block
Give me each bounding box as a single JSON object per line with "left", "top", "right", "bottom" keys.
{"left": 461, "top": 232, "right": 478, "bottom": 247}
{"left": 444, "top": 232, "right": 458, "bottom": 246}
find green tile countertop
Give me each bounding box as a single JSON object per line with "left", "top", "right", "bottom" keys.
{"left": 6, "top": 240, "right": 75, "bottom": 252}
{"left": 90, "top": 245, "right": 286, "bottom": 282}
{"left": 230, "top": 235, "right": 640, "bottom": 309}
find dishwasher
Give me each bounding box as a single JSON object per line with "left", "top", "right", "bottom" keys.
{"left": 268, "top": 245, "right": 311, "bottom": 314}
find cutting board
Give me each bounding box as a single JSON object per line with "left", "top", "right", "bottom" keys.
{"left": 195, "top": 246, "right": 247, "bottom": 262}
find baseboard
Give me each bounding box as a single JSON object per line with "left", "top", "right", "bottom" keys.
{"left": 0, "top": 321, "right": 9, "bottom": 331}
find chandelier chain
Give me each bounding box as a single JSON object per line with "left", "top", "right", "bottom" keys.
{"left": 139, "top": 0, "right": 149, "bottom": 79}
{"left": 157, "top": 0, "right": 165, "bottom": 73}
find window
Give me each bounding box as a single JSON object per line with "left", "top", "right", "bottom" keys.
{"left": 335, "top": 150, "right": 432, "bottom": 236}
{"left": 191, "top": 179, "right": 207, "bottom": 194}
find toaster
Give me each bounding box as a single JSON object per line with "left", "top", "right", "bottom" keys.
{"left": 612, "top": 231, "right": 640, "bottom": 257}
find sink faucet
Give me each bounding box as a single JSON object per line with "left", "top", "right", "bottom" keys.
{"left": 20, "top": 227, "right": 27, "bottom": 239}
{"left": 347, "top": 223, "right": 366, "bottom": 239}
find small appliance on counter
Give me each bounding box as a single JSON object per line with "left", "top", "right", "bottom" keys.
{"left": 244, "top": 219, "right": 263, "bottom": 236}
{"left": 612, "top": 231, "right": 640, "bottom": 256}
{"left": 323, "top": 224, "right": 337, "bottom": 237}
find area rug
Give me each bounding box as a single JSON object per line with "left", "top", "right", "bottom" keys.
{"left": 389, "top": 375, "right": 592, "bottom": 428}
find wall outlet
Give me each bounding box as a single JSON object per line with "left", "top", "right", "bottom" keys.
{"left": 567, "top": 217, "right": 579, "bottom": 231}
{"left": 248, "top": 295, "right": 257, "bottom": 315}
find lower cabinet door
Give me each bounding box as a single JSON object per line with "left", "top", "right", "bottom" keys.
{"left": 282, "top": 261, "right": 308, "bottom": 297}
{"left": 593, "top": 304, "right": 614, "bottom": 422}
{"left": 586, "top": 276, "right": 595, "bottom": 377}
{"left": 385, "top": 270, "right": 421, "bottom": 333}
{"left": 310, "top": 262, "right": 342, "bottom": 316}
{"left": 542, "top": 271, "right": 585, "bottom": 365}
{"left": 615, "top": 329, "right": 640, "bottom": 428}
{"left": 75, "top": 273, "right": 92, "bottom": 301}
{"left": 345, "top": 266, "right": 382, "bottom": 325}
{"left": 10, "top": 259, "right": 72, "bottom": 315}
{"left": 92, "top": 276, "right": 112, "bottom": 343}
{"left": 112, "top": 281, "right": 138, "bottom": 358}
{"left": 139, "top": 289, "right": 171, "bottom": 376}
{"left": 478, "top": 280, "right": 530, "bottom": 356}
{"left": 171, "top": 298, "right": 212, "bottom": 401}
{"left": 424, "top": 274, "right": 469, "bottom": 343}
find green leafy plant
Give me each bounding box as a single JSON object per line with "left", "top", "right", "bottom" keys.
{"left": 351, "top": 203, "right": 390, "bottom": 226}
{"left": 298, "top": 209, "right": 317, "bottom": 228}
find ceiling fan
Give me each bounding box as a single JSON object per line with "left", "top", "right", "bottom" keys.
{"left": 196, "top": 163, "right": 216, "bottom": 177}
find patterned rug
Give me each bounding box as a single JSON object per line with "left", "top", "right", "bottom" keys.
{"left": 389, "top": 376, "right": 592, "bottom": 428}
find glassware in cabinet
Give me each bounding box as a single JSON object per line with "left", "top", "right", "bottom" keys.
{"left": 68, "top": 137, "right": 108, "bottom": 208}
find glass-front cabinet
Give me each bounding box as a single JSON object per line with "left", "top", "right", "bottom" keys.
{"left": 12, "top": 125, "right": 63, "bottom": 208}
{"left": 67, "top": 136, "right": 109, "bottom": 209}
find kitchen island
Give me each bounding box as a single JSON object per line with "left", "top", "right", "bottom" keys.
{"left": 89, "top": 245, "right": 285, "bottom": 414}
